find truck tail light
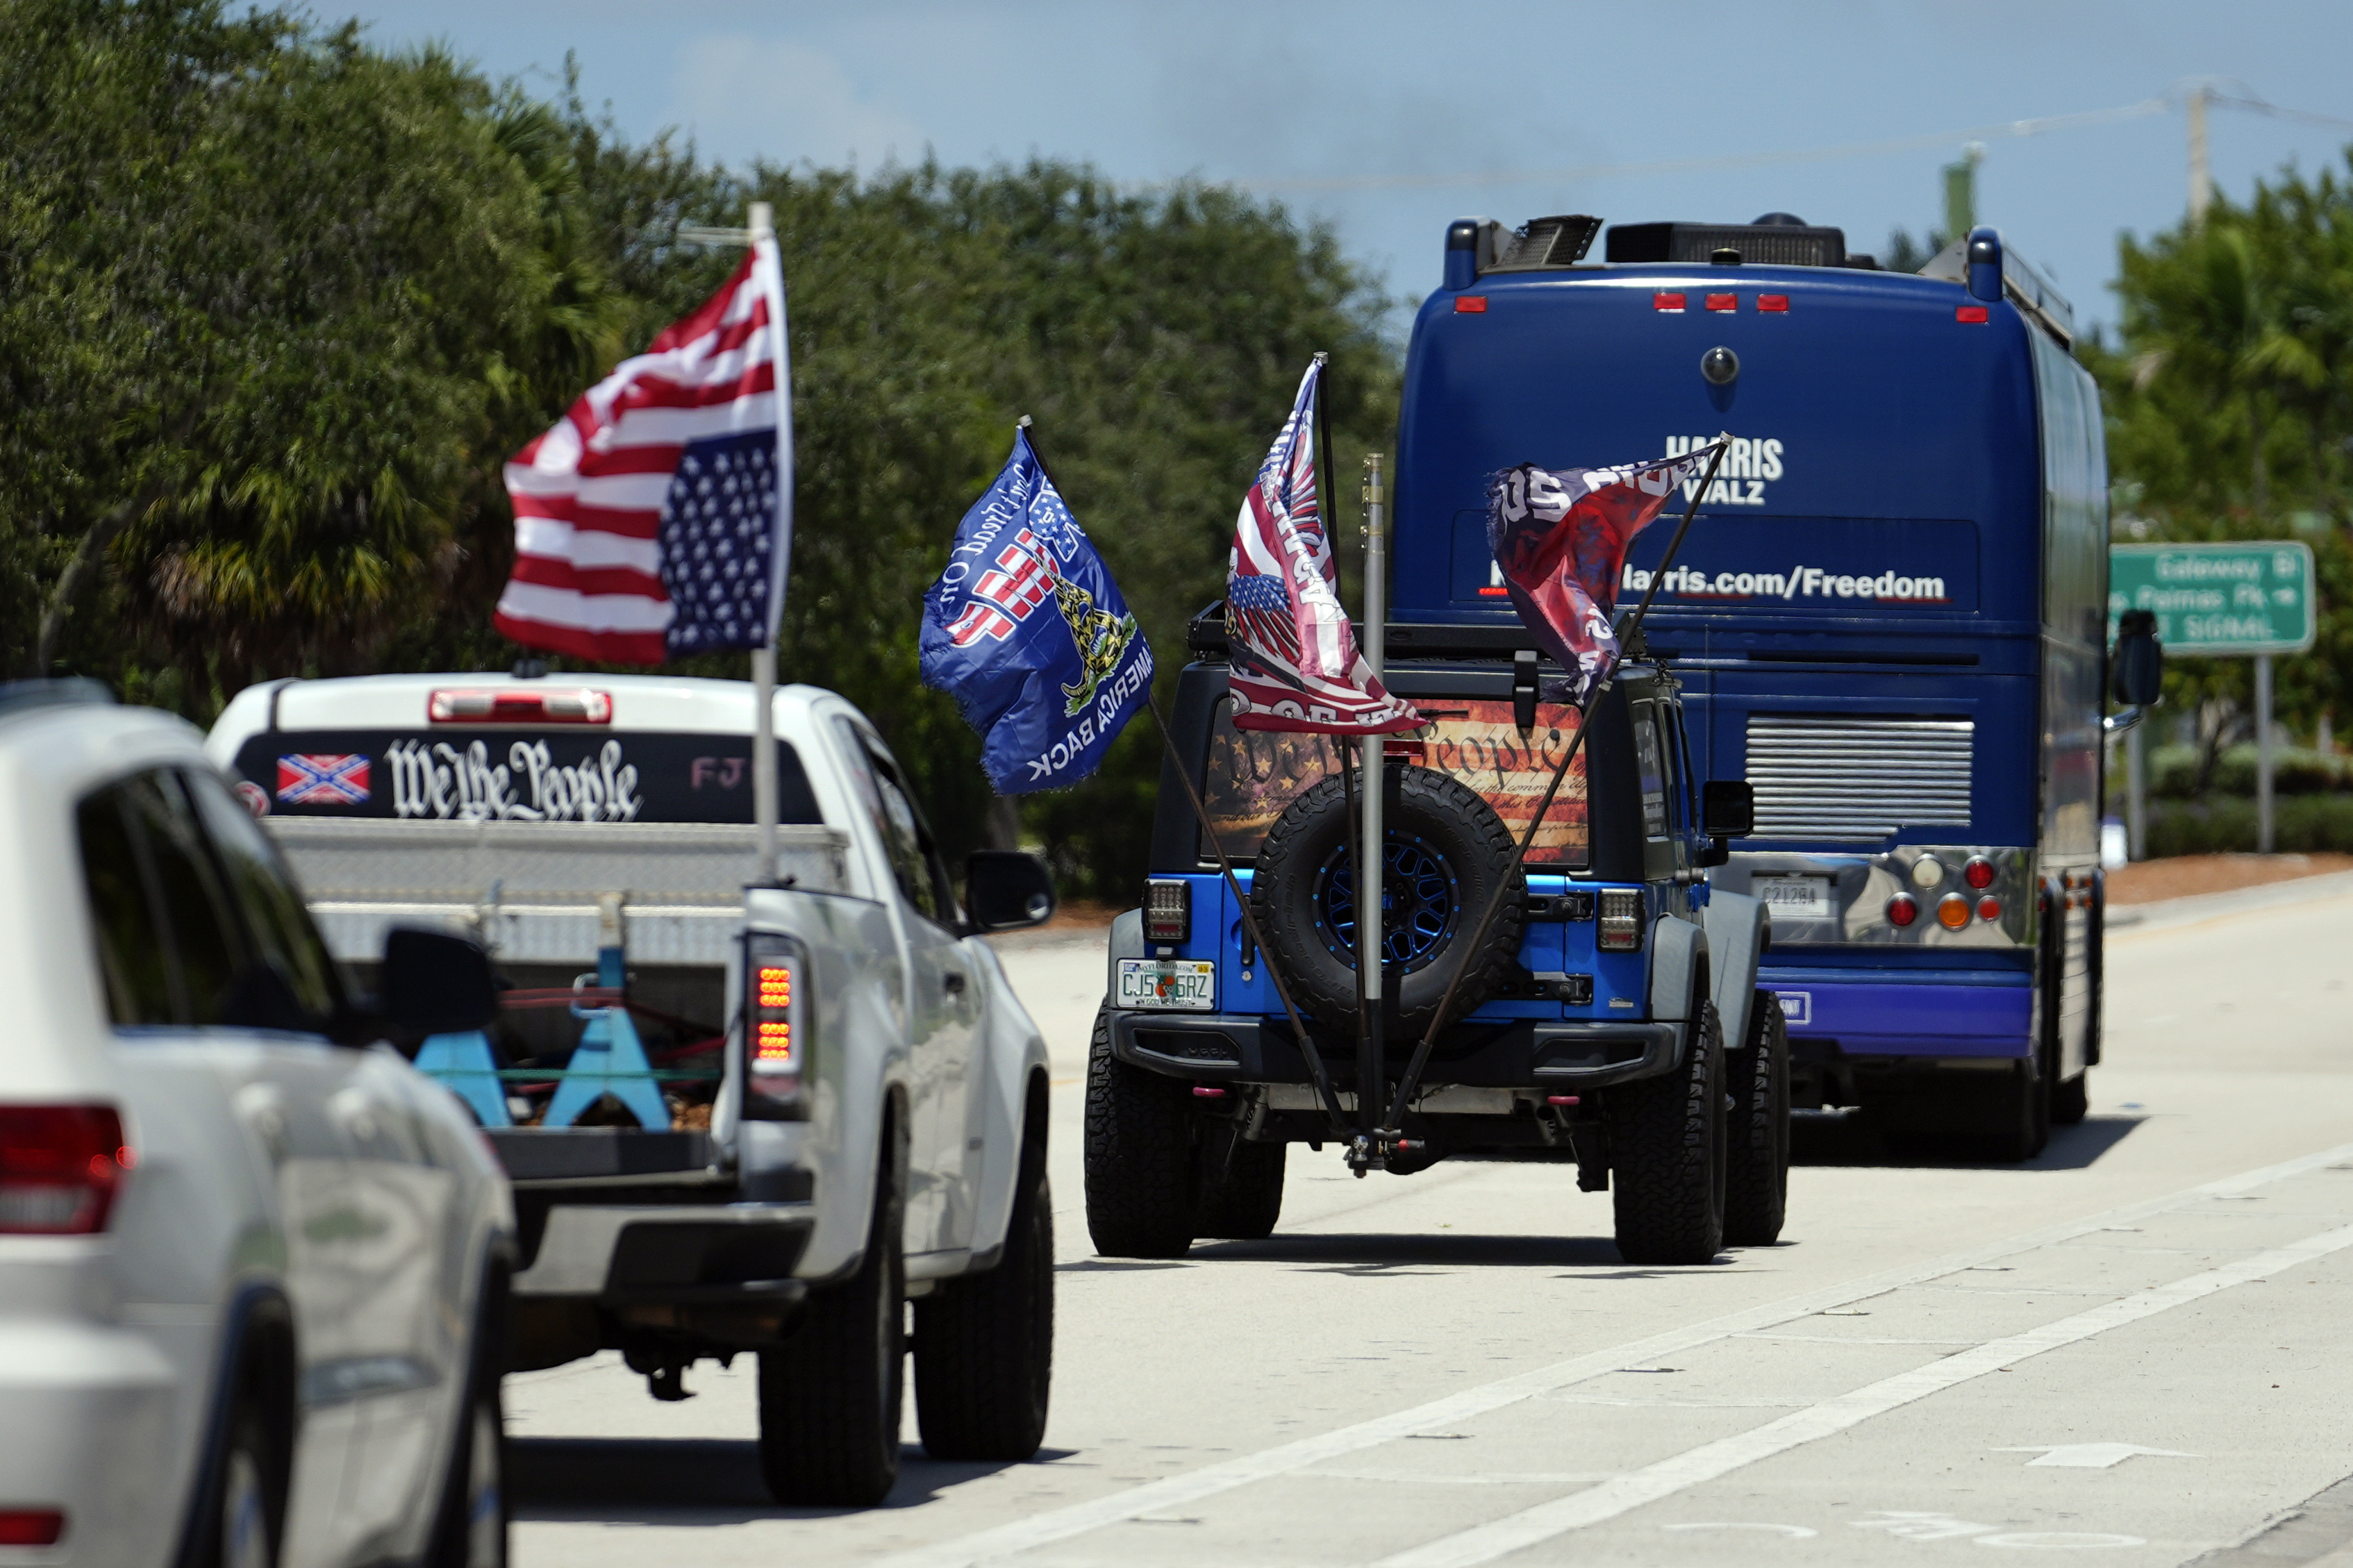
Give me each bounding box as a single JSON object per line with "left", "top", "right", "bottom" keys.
{"left": 1597, "top": 889, "right": 1644, "bottom": 951}
{"left": 428, "top": 688, "right": 612, "bottom": 724}
{"left": 0, "top": 1512, "right": 65, "bottom": 1546}
{"left": 1937, "top": 893, "right": 1972, "bottom": 930}
{"left": 1144, "top": 879, "right": 1192, "bottom": 945}
{"left": 1963, "top": 856, "right": 1996, "bottom": 890}
{"left": 0, "top": 1106, "right": 129, "bottom": 1234}
{"left": 741, "top": 935, "right": 809, "bottom": 1120}
{"left": 1886, "top": 893, "right": 1918, "bottom": 928}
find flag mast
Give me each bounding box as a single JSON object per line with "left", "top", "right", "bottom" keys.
{"left": 1354, "top": 449, "right": 1387, "bottom": 1163}
{"left": 748, "top": 199, "right": 789, "bottom": 885}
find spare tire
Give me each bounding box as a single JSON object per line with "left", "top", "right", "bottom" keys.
{"left": 1249, "top": 764, "right": 1524, "bottom": 1037}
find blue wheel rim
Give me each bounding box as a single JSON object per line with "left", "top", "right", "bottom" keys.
{"left": 1313, "top": 835, "right": 1461, "bottom": 973}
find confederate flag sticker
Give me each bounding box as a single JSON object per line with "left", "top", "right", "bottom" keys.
{"left": 276, "top": 753, "right": 371, "bottom": 806}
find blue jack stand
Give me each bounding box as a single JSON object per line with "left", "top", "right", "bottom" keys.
{"left": 544, "top": 895, "right": 672, "bottom": 1131}
{"left": 416, "top": 1031, "right": 512, "bottom": 1128}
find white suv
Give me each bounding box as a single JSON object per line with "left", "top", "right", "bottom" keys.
{"left": 0, "top": 681, "right": 514, "bottom": 1565}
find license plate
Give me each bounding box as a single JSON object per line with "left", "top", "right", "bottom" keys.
{"left": 1755, "top": 874, "right": 1834, "bottom": 920}
{"left": 1117, "top": 958, "right": 1216, "bottom": 1011}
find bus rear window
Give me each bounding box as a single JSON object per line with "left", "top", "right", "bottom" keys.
{"left": 1201, "top": 697, "right": 1588, "bottom": 869}
{"left": 229, "top": 731, "right": 822, "bottom": 826}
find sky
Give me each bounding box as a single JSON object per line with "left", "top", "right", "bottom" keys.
{"left": 346, "top": 0, "right": 2353, "bottom": 341}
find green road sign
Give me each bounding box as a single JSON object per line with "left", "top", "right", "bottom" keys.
{"left": 2108, "top": 541, "right": 2315, "bottom": 656}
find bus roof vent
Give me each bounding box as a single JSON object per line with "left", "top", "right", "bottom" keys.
{"left": 1605, "top": 221, "right": 1847, "bottom": 268}
{"left": 1483, "top": 215, "right": 1603, "bottom": 274}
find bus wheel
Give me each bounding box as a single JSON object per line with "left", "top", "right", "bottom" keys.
{"left": 1986, "top": 1058, "right": 2051, "bottom": 1162}
{"left": 1609, "top": 999, "right": 1727, "bottom": 1265}
{"left": 2052, "top": 1072, "right": 2089, "bottom": 1126}
{"left": 1723, "top": 991, "right": 1790, "bottom": 1246}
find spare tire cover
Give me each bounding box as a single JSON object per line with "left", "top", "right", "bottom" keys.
{"left": 1249, "top": 763, "right": 1525, "bottom": 1037}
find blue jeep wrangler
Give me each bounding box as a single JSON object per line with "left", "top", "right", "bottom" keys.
{"left": 1085, "top": 615, "right": 1786, "bottom": 1265}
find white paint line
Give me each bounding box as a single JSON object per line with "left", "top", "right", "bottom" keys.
{"left": 1997, "top": 1442, "right": 2197, "bottom": 1469}
{"left": 1375, "top": 1221, "right": 2353, "bottom": 1567}
{"left": 873, "top": 1136, "right": 2353, "bottom": 1568}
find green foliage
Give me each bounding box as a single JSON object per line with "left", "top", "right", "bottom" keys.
{"left": 0, "top": 5, "right": 1397, "bottom": 897}
{"left": 2145, "top": 794, "right": 2353, "bottom": 857}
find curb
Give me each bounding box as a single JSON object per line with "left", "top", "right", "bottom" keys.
{"left": 2107, "top": 866, "right": 2353, "bottom": 934}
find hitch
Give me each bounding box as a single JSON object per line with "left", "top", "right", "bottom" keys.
{"left": 1344, "top": 1127, "right": 1431, "bottom": 1176}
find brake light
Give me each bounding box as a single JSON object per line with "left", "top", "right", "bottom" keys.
{"left": 1144, "top": 879, "right": 1192, "bottom": 945}
{"left": 1454, "top": 296, "right": 1488, "bottom": 314}
{"left": 0, "top": 1512, "right": 65, "bottom": 1546}
{"left": 0, "top": 1106, "right": 128, "bottom": 1234}
{"left": 1956, "top": 305, "right": 1989, "bottom": 324}
{"left": 1653, "top": 292, "right": 1686, "bottom": 312}
{"left": 1704, "top": 293, "right": 1736, "bottom": 312}
{"left": 741, "top": 935, "right": 808, "bottom": 1119}
{"left": 1937, "top": 893, "right": 1972, "bottom": 930}
{"left": 1597, "top": 889, "right": 1645, "bottom": 951}
{"left": 1756, "top": 294, "right": 1789, "bottom": 312}
{"left": 428, "top": 688, "right": 612, "bottom": 724}
{"left": 1886, "top": 893, "right": 1918, "bottom": 928}
{"left": 1977, "top": 896, "right": 2003, "bottom": 922}
{"left": 1963, "top": 856, "right": 1995, "bottom": 890}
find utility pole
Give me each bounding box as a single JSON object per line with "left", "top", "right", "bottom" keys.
{"left": 2188, "top": 83, "right": 2213, "bottom": 224}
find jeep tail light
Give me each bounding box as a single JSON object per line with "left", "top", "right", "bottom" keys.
{"left": 429, "top": 688, "right": 612, "bottom": 724}
{"left": 1597, "top": 888, "right": 1645, "bottom": 951}
{"left": 1963, "top": 856, "right": 1995, "bottom": 890}
{"left": 0, "top": 1106, "right": 128, "bottom": 1234}
{"left": 741, "top": 934, "right": 808, "bottom": 1120}
{"left": 1886, "top": 893, "right": 1918, "bottom": 928}
{"left": 1937, "top": 893, "right": 1972, "bottom": 930}
{"left": 1145, "top": 879, "right": 1192, "bottom": 945}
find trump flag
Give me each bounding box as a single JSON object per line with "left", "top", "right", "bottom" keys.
{"left": 920, "top": 429, "right": 1154, "bottom": 794}
{"left": 1227, "top": 358, "right": 1421, "bottom": 735}
{"left": 1486, "top": 442, "right": 1724, "bottom": 702}
{"left": 496, "top": 243, "right": 792, "bottom": 664}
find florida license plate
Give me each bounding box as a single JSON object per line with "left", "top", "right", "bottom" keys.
{"left": 1117, "top": 958, "right": 1216, "bottom": 1011}
{"left": 1755, "top": 874, "right": 1834, "bottom": 920}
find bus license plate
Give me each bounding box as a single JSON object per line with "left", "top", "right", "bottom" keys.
{"left": 1117, "top": 958, "right": 1216, "bottom": 1011}
{"left": 1756, "top": 874, "right": 1834, "bottom": 920}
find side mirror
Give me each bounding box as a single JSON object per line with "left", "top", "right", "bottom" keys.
{"left": 1701, "top": 780, "right": 1755, "bottom": 839}
{"left": 965, "top": 851, "right": 1057, "bottom": 933}
{"left": 2111, "top": 610, "right": 2163, "bottom": 708}
{"left": 379, "top": 926, "right": 498, "bottom": 1035}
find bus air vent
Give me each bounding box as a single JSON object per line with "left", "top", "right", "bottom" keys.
{"left": 1486, "top": 215, "right": 1603, "bottom": 273}
{"left": 1743, "top": 715, "right": 1972, "bottom": 842}
{"left": 1606, "top": 222, "right": 1846, "bottom": 268}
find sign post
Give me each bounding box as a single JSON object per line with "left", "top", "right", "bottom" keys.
{"left": 2109, "top": 542, "right": 2316, "bottom": 856}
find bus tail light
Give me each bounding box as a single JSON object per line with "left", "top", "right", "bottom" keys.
{"left": 0, "top": 1106, "right": 128, "bottom": 1234}
{"left": 1654, "top": 292, "right": 1687, "bottom": 312}
{"left": 1937, "top": 894, "right": 1972, "bottom": 930}
{"left": 1963, "top": 856, "right": 1996, "bottom": 889}
{"left": 1757, "top": 294, "right": 1790, "bottom": 312}
{"left": 741, "top": 934, "right": 809, "bottom": 1120}
{"left": 1977, "top": 896, "right": 2003, "bottom": 922}
{"left": 1598, "top": 889, "right": 1645, "bottom": 951}
{"left": 1886, "top": 893, "right": 1918, "bottom": 928}
{"left": 1144, "top": 879, "right": 1192, "bottom": 945}
{"left": 1956, "top": 305, "right": 1990, "bottom": 324}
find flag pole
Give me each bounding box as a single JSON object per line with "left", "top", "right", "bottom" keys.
{"left": 747, "top": 199, "right": 785, "bottom": 885}
{"left": 1354, "top": 450, "right": 1388, "bottom": 1160}
{"left": 1379, "top": 435, "right": 1730, "bottom": 1138}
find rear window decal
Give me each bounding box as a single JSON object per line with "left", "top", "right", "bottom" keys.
{"left": 276, "top": 753, "right": 372, "bottom": 806}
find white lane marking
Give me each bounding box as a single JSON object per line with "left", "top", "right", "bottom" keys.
{"left": 874, "top": 1136, "right": 2353, "bottom": 1568}
{"left": 1374, "top": 1221, "right": 2353, "bottom": 1567}
{"left": 1856, "top": 1513, "right": 2002, "bottom": 1541}
{"left": 1996, "top": 1443, "right": 2197, "bottom": 1469}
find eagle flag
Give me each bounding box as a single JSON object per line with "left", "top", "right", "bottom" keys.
{"left": 496, "top": 244, "right": 792, "bottom": 664}
{"left": 1227, "top": 359, "right": 1422, "bottom": 735}
{"left": 920, "top": 429, "right": 1154, "bottom": 794}
{"left": 1486, "top": 443, "right": 1726, "bottom": 703}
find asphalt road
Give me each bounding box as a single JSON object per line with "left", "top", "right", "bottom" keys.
{"left": 509, "top": 880, "right": 2353, "bottom": 1567}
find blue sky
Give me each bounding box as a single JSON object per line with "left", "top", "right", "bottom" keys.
{"left": 348, "top": 0, "right": 2353, "bottom": 340}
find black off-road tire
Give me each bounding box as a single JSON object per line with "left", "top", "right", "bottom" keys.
{"left": 1722, "top": 990, "right": 1790, "bottom": 1248}
{"left": 915, "top": 1094, "right": 1054, "bottom": 1461}
{"left": 1249, "top": 765, "right": 1524, "bottom": 1037}
{"left": 424, "top": 1270, "right": 509, "bottom": 1567}
{"left": 1192, "top": 1127, "right": 1286, "bottom": 1241}
{"left": 1608, "top": 1000, "right": 1727, "bottom": 1266}
{"left": 1084, "top": 1006, "right": 1195, "bottom": 1258}
{"left": 759, "top": 1112, "right": 906, "bottom": 1507}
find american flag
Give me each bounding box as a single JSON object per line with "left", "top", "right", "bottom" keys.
{"left": 945, "top": 528, "right": 1053, "bottom": 646}
{"left": 1227, "top": 358, "right": 1422, "bottom": 735}
{"left": 495, "top": 244, "right": 792, "bottom": 664}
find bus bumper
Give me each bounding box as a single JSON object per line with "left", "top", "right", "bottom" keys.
{"left": 1759, "top": 967, "right": 2033, "bottom": 1060}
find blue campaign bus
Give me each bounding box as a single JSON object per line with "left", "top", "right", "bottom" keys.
{"left": 1390, "top": 213, "right": 2120, "bottom": 1157}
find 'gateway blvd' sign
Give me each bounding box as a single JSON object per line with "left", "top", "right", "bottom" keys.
{"left": 2107, "top": 541, "right": 2315, "bottom": 656}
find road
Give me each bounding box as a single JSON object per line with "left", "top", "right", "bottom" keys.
{"left": 510, "top": 877, "right": 2353, "bottom": 1567}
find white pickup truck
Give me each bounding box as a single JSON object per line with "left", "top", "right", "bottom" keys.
{"left": 206, "top": 672, "right": 1058, "bottom": 1506}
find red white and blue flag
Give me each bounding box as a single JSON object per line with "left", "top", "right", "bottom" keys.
{"left": 495, "top": 243, "right": 792, "bottom": 665}
{"left": 276, "top": 753, "right": 370, "bottom": 806}
{"left": 1227, "top": 358, "right": 1421, "bottom": 735}
{"left": 1486, "top": 443, "right": 1724, "bottom": 701}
